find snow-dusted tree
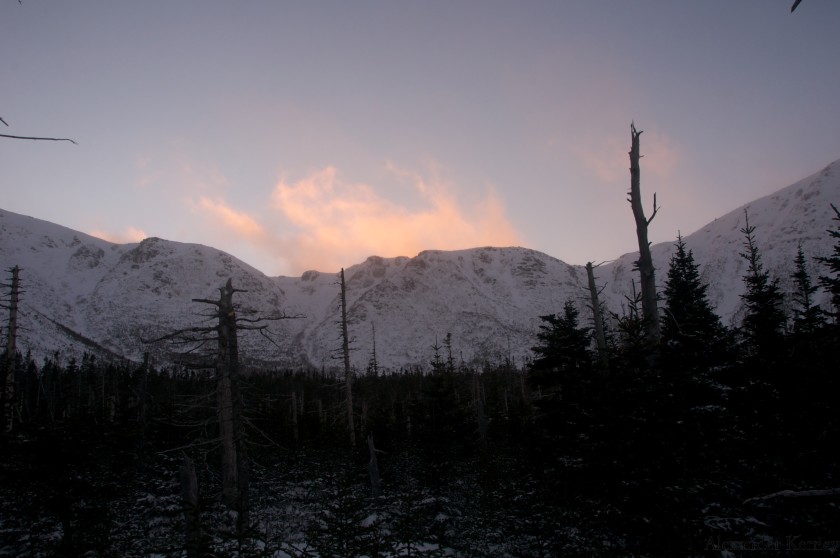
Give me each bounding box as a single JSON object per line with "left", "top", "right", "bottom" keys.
{"left": 739, "top": 210, "right": 786, "bottom": 357}
{"left": 628, "top": 123, "right": 661, "bottom": 350}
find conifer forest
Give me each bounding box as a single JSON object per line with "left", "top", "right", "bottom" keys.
{"left": 0, "top": 203, "right": 838, "bottom": 557}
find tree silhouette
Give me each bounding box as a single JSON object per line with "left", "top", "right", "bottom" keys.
{"left": 817, "top": 204, "right": 840, "bottom": 324}
{"left": 790, "top": 243, "right": 825, "bottom": 337}
{"left": 628, "top": 122, "right": 661, "bottom": 350}
{"left": 532, "top": 300, "right": 591, "bottom": 374}
{"left": 739, "top": 210, "right": 786, "bottom": 358}
{"left": 662, "top": 234, "right": 726, "bottom": 366}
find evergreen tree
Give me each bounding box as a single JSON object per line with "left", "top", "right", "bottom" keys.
{"left": 611, "top": 281, "right": 647, "bottom": 371}
{"left": 738, "top": 210, "right": 786, "bottom": 357}
{"left": 790, "top": 243, "right": 825, "bottom": 337}
{"left": 531, "top": 300, "right": 592, "bottom": 374}
{"left": 661, "top": 234, "right": 726, "bottom": 365}
{"left": 817, "top": 203, "right": 840, "bottom": 324}
{"left": 430, "top": 336, "right": 446, "bottom": 374}
{"left": 443, "top": 332, "right": 456, "bottom": 373}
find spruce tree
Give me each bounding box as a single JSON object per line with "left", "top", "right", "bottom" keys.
{"left": 817, "top": 203, "right": 840, "bottom": 324}
{"left": 531, "top": 300, "right": 592, "bottom": 374}
{"left": 790, "top": 243, "right": 825, "bottom": 337}
{"left": 739, "top": 210, "right": 786, "bottom": 357}
{"left": 612, "top": 281, "right": 648, "bottom": 371}
{"left": 661, "top": 234, "right": 725, "bottom": 365}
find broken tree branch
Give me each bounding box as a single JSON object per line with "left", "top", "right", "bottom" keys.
{"left": 0, "top": 133, "right": 77, "bottom": 144}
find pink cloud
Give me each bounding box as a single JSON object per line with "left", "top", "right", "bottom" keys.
{"left": 271, "top": 165, "right": 523, "bottom": 272}
{"left": 184, "top": 165, "right": 523, "bottom": 274}
{"left": 196, "top": 197, "right": 267, "bottom": 241}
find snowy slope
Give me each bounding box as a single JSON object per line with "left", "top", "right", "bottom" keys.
{"left": 1, "top": 157, "right": 838, "bottom": 370}
{"left": 597, "top": 159, "right": 839, "bottom": 327}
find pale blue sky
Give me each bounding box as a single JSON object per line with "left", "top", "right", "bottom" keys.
{"left": 2, "top": 1, "right": 839, "bottom": 275}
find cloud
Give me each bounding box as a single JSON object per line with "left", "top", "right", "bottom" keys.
{"left": 89, "top": 226, "right": 148, "bottom": 244}
{"left": 269, "top": 165, "right": 523, "bottom": 272}
{"left": 184, "top": 165, "right": 523, "bottom": 274}
{"left": 196, "top": 196, "right": 268, "bottom": 241}
{"left": 573, "top": 135, "right": 627, "bottom": 184}
{"left": 574, "top": 128, "right": 681, "bottom": 186}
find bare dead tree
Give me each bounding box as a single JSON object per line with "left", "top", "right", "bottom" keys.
{"left": 180, "top": 453, "right": 203, "bottom": 558}
{"left": 196, "top": 279, "right": 250, "bottom": 534}
{"left": 472, "top": 373, "right": 488, "bottom": 446}
{"left": 367, "top": 433, "right": 381, "bottom": 497}
{"left": 146, "top": 277, "right": 301, "bottom": 539}
{"left": 2, "top": 266, "right": 22, "bottom": 433}
{"left": 339, "top": 268, "right": 356, "bottom": 446}
{"left": 628, "top": 122, "right": 661, "bottom": 349}
{"left": 585, "top": 261, "right": 610, "bottom": 369}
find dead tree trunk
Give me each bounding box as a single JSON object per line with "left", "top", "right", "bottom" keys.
{"left": 585, "top": 262, "right": 610, "bottom": 369}
{"left": 473, "top": 374, "right": 488, "bottom": 446}
{"left": 180, "top": 453, "right": 202, "bottom": 558}
{"left": 628, "top": 123, "right": 661, "bottom": 348}
{"left": 339, "top": 268, "right": 356, "bottom": 446}
{"left": 153, "top": 277, "right": 302, "bottom": 536}
{"left": 212, "top": 279, "right": 250, "bottom": 536}
{"left": 367, "top": 433, "right": 381, "bottom": 497}
{"left": 2, "top": 266, "right": 21, "bottom": 433}
{"left": 291, "top": 390, "right": 299, "bottom": 444}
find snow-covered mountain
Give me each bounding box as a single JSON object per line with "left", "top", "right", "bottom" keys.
{"left": 1, "top": 158, "right": 838, "bottom": 371}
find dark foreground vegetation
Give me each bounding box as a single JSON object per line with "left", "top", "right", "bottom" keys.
{"left": 0, "top": 331, "right": 838, "bottom": 558}
{"left": 1, "top": 207, "right": 840, "bottom": 557}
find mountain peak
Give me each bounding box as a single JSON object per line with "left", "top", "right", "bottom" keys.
{"left": 2, "top": 157, "right": 838, "bottom": 369}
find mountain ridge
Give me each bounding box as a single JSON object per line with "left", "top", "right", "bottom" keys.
{"left": 1, "top": 157, "right": 838, "bottom": 370}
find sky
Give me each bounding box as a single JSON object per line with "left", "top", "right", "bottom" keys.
{"left": 2, "top": 1, "right": 839, "bottom": 276}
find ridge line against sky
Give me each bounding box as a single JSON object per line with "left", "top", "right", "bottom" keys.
{"left": 2, "top": 1, "right": 839, "bottom": 276}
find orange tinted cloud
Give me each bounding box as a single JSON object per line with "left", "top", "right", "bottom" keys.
{"left": 272, "top": 165, "right": 523, "bottom": 272}
{"left": 89, "top": 226, "right": 148, "bottom": 244}
{"left": 184, "top": 166, "right": 523, "bottom": 274}
{"left": 196, "top": 196, "right": 267, "bottom": 241}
